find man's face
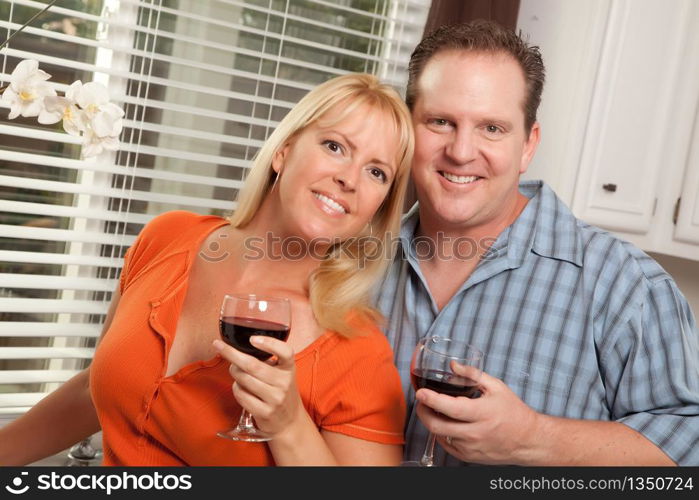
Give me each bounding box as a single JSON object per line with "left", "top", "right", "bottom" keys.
{"left": 410, "top": 50, "right": 540, "bottom": 234}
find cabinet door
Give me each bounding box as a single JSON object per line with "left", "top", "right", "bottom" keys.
{"left": 675, "top": 107, "right": 699, "bottom": 245}
{"left": 572, "top": 0, "right": 693, "bottom": 234}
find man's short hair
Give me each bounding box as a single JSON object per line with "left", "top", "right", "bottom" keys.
{"left": 406, "top": 20, "right": 545, "bottom": 133}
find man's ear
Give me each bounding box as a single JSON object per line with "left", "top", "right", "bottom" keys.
{"left": 272, "top": 144, "right": 290, "bottom": 174}
{"left": 519, "top": 121, "right": 541, "bottom": 175}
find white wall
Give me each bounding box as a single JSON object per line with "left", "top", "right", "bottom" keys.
{"left": 517, "top": 0, "right": 699, "bottom": 318}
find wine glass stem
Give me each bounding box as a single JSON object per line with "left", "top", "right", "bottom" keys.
{"left": 237, "top": 410, "right": 256, "bottom": 431}
{"left": 420, "top": 432, "right": 437, "bottom": 466}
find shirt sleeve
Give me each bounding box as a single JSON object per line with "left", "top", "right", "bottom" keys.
{"left": 119, "top": 211, "right": 201, "bottom": 293}
{"left": 313, "top": 329, "right": 406, "bottom": 445}
{"left": 601, "top": 277, "right": 699, "bottom": 465}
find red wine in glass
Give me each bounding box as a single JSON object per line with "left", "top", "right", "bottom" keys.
{"left": 217, "top": 294, "right": 291, "bottom": 442}
{"left": 220, "top": 316, "right": 290, "bottom": 361}
{"left": 409, "top": 336, "right": 484, "bottom": 466}
{"left": 410, "top": 368, "right": 481, "bottom": 399}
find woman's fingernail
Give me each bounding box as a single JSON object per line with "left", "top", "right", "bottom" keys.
{"left": 250, "top": 336, "right": 264, "bottom": 345}
{"left": 212, "top": 339, "right": 224, "bottom": 350}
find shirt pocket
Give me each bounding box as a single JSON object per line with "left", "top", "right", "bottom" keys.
{"left": 485, "top": 353, "right": 574, "bottom": 402}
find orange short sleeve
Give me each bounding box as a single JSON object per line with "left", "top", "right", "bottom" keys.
{"left": 119, "top": 211, "right": 206, "bottom": 293}
{"left": 311, "top": 328, "right": 406, "bottom": 445}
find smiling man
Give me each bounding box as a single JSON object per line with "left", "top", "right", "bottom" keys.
{"left": 376, "top": 20, "right": 699, "bottom": 466}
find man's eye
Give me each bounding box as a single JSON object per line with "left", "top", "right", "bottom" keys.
{"left": 486, "top": 124, "right": 501, "bottom": 133}
{"left": 431, "top": 118, "right": 450, "bottom": 126}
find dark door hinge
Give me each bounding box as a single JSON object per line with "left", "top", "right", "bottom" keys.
{"left": 673, "top": 197, "right": 682, "bottom": 225}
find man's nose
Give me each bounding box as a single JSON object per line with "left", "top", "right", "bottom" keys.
{"left": 446, "top": 129, "right": 476, "bottom": 164}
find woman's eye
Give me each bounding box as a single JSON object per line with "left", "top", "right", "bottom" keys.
{"left": 369, "top": 167, "right": 387, "bottom": 182}
{"left": 323, "top": 140, "right": 343, "bottom": 154}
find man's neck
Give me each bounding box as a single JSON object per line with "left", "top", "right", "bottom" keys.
{"left": 416, "top": 192, "right": 530, "bottom": 263}
{"left": 413, "top": 193, "right": 530, "bottom": 311}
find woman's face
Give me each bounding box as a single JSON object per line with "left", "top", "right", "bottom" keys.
{"left": 272, "top": 103, "right": 400, "bottom": 243}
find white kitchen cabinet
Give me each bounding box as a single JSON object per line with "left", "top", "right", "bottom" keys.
{"left": 569, "top": 0, "right": 699, "bottom": 260}
{"left": 675, "top": 112, "right": 699, "bottom": 246}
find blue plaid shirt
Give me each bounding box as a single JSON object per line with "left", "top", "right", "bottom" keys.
{"left": 376, "top": 180, "right": 699, "bottom": 465}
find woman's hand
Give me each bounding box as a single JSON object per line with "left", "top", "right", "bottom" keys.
{"left": 213, "top": 337, "right": 302, "bottom": 436}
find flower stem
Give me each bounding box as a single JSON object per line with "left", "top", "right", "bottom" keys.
{"left": 0, "top": 0, "right": 59, "bottom": 52}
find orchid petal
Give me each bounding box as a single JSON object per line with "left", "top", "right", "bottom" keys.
{"left": 10, "top": 59, "right": 39, "bottom": 84}
{"left": 78, "top": 81, "right": 109, "bottom": 108}
{"left": 8, "top": 103, "right": 21, "bottom": 120}
{"left": 38, "top": 108, "right": 62, "bottom": 124}
{"left": 90, "top": 110, "right": 121, "bottom": 137}
{"left": 65, "top": 80, "right": 83, "bottom": 102}
{"left": 22, "top": 100, "right": 46, "bottom": 118}
{"left": 63, "top": 118, "right": 84, "bottom": 136}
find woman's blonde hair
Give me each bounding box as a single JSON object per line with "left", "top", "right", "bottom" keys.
{"left": 228, "top": 73, "right": 413, "bottom": 338}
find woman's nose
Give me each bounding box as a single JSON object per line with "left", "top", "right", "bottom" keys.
{"left": 333, "top": 169, "right": 358, "bottom": 192}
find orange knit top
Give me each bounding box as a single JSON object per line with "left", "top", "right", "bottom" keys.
{"left": 89, "top": 211, "right": 406, "bottom": 465}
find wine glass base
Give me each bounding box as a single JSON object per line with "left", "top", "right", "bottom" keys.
{"left": 217, "top": 428, "right": 273, "bottom": 442}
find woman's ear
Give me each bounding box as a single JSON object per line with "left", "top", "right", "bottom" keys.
{"left": 272, "top": 144, "right": 290, "bottom": 174}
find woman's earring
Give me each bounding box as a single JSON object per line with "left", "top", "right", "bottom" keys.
{"left": 365, "top": 222, "right": 373, "bottom": 237}
{"left": 271, "top": 171, "right": 280, "bottom": 192}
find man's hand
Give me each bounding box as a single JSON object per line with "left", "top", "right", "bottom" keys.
{"left": 415, "top": 365, "right": 543, "bottom": 465}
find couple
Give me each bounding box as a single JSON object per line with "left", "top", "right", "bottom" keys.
{"left": 2, "top": 21, "right": 697, "bottom": 466}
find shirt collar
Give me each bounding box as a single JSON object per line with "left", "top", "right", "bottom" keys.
{"left": 399, "top": 180, "right": 583, "bottom": 268}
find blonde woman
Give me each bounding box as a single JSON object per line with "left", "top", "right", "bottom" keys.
{"left": 0, "top": 73, "right": 413, "bottom": 466}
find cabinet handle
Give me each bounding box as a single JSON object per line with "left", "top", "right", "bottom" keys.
{"left": 602, "top": 183, "right": 617, "bottom": 192}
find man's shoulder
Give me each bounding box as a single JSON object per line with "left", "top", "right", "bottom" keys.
{"left": 574, "top": 218, "right": 670, "bottom": 284}
{"left": 529, "top": 181, "right": 670, "bottom": 285}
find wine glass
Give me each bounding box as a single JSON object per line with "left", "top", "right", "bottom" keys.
{"left": 410, "top": 336, "right": 484, "bottom": 466}
{"left": 216, "top": 294, "right": 291, "bottom": 442}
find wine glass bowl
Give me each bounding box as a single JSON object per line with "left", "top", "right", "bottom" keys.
{"left": 217, "top": 294, "right": 291, "bottom": 442}
{"left": 410, "top": 336, "right": 484, "bottom": 466}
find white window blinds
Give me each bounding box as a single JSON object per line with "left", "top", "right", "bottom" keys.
{"left": 0, "top": 0, "right": 430, "bottom": 416}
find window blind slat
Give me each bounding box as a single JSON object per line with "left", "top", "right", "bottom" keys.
{"left": 0, "top": 119, "right": 265, "bottom": 153}
{"left": 0, "top": 200, "right": 153, "bottom": 225}
{"left": 0, "top": 347, "right": 95, "bottom": 359}
{"left": 0, "top": 176, "right": 236, "bottom": 210}
{"left": 0, "top": 274, "right": 117, "bottom": 292}
{"left": 0, "top": 251, "right": 123, "bottom": 269}
{"left": 0, "top": 370, "right": 82, "bottom": 384}
{"left": 0, "top": 322, "right": 102, "bottom": 338}
{"left": 0, "top": 298, "right": 108, "bottom": 315}
{"left": 0, "top": 225, "right": 137, "bottom": 247}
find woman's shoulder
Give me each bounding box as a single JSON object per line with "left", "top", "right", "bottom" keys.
{"left": 318, "top": 323, "right": 394, "bottom": 366}
{"left": 120, "top": 211, "right": 228, "bottom": 291}
{"left": 133, "top": 210, "right": 227, "bottom": 255}
{"left": 140, "top": 210, "right": 226, "bottom": 240}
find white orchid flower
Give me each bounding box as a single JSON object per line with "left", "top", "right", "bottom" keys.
{"left": 74, "top": 81, "right": 124, "bottom": 157}
{"left": 1, "top": 59, "right": 56, "bottom": 119}
{"left": 1, "top": 59, "right": 125, "bottom": 158}
{"left": 81, "top": 127, "right": 121, "bottom": 159}
{"left": 76, "top": 81, "right": 113, "bottom": 119}
{"left": 38, "top": 81, "right": 86, "bottom": 135}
